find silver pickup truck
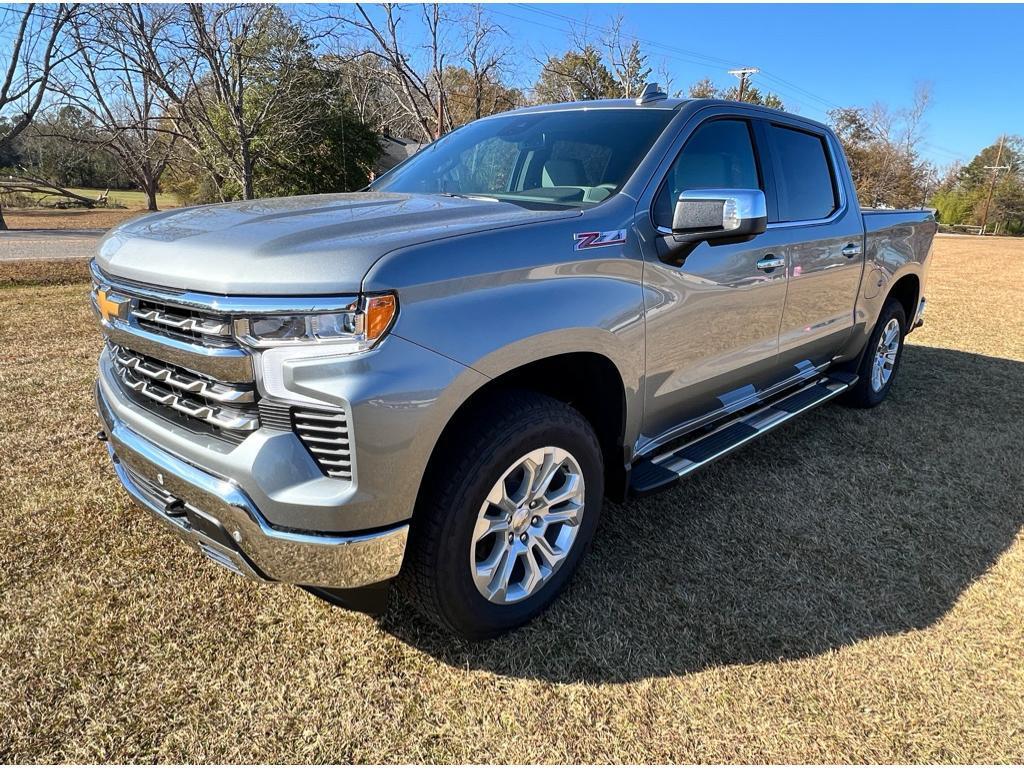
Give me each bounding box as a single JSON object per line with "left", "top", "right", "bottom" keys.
{"left": 92, "top": 88, "right": 936, "bottom": 639}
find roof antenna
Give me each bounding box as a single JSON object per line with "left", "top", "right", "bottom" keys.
{"left": 635, "top": 82, "right": 668, "bottom": 105}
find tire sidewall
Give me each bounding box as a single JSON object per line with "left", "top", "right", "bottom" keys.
{"left": 431, "top": 413, "right": 604, "bottom": 638}
{"left": 862, "top": 301, "right": 908, "bottom": 405}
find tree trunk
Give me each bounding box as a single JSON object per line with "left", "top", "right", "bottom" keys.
{"left": 240, "top": 136, "right": 255, "bottom": 200}
{"left": 0, "top": 204, "right": 7, "bottom": 231}
{"left": 143, "top": 176, "right": 159, "bottom": 211}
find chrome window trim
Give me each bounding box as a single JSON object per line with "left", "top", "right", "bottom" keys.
{"left": 91, "top": 261, "right": 359, "bottom": 315}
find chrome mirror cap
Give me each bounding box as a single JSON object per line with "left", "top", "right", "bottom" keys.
{"left": 670, "top": 188, "right": 767, "bottom": 238}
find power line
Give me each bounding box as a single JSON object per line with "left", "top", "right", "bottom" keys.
{"left": 496, "top": 5, "right": 974, "bottom": 164}
{"left": 495, "top": 4, "right": 831, "bottom": 117}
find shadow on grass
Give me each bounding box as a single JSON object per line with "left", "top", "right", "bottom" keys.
{"left": 379, "top": 346, "right": 1024, "bottom": 682}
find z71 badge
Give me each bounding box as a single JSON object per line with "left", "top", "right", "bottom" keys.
{"left": 574, "top": 230, "right": 627, "bottom": 250}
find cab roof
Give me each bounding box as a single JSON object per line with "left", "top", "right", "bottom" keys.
{"left": 495, "top": 97, "right": 829, "bottom": 133}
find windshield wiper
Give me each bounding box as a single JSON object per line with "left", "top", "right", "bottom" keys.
{"left": 437, "top": 192, "right": 501, "bottom": 203}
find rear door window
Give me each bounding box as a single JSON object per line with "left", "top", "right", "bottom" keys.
{"left": 768, "top": 124, "right": 838, "bottom": 221}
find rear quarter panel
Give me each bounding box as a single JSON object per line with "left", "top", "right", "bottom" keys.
{"left": 836, "top": 209, "right": 938, "bottom": 360}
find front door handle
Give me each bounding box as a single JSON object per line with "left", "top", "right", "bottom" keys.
{"left": 756, "top": 255, "right": 786, "bottom": 271}
{"left": 842, "top": 243, "right": 862, "bottom": 258}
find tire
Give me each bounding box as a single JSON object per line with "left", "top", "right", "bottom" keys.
{"left": 401, "top": 390, "right": 604, "bottom": 640}
{"left": 842, "top": 298, "right": 908, "bottom": 408}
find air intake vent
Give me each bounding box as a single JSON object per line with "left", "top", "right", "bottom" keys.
{"left": 291, "top": 407, "right": 353, "bottom": 481}
{"left": 258, "top": 401, "right": 293, "bottom": 432}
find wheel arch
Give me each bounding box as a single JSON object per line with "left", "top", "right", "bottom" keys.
{"left": 886, "top": 272, "right": 921, "bottom": 328}
{"left": 415, "top": 350, "right": 632, "bottom": 526}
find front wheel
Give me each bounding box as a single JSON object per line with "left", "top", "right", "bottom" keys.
{"left": 401, "top": 391, "right": 603, "bottom": 640}
{"left": 842, "top": 298, "right": 907, "bottom": 408}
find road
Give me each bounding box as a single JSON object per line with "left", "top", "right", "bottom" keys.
{"left": 1, "top": 228, "right": 105, "bottom": 261}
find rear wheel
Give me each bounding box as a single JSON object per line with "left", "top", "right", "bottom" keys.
{"left": 842, "top": 298, "right": 907, "bottom": 408}
{"left": 401, "top": 391, "right": 603, "bottom": 639}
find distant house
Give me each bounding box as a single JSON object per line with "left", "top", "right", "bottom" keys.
{"left": 372, "top": 135, "right": 423, "bottom": 180}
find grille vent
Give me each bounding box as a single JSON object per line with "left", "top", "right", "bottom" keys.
{"left": 258, "top": 401, "right": 293, "bottom": 431}
{"left": 291, "top": 407, "right": 352, "bottom": 481}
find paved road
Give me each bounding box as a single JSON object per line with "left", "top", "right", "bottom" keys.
{"left": 1, "top": 228, "right": 105, "bottom": 261}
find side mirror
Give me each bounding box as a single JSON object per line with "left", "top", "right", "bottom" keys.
{"left": 666, "top": 188, "right": 767, "bottom": 245}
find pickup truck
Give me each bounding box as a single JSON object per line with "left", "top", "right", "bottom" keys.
{"left": 92, "top": 88, "right": 936, "bottom": 639}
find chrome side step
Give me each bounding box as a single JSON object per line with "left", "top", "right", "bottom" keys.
{"left": 629, "top": 371, "right": 858, "bottom": 495}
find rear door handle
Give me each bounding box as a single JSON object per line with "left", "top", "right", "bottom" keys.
{"left": 756, "top": 255, "right": 785, "bottom": 271}
{"left": 842, "top": 243, "right": 862, "bottom": 258}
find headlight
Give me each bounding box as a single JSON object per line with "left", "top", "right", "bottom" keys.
{"left": 236, "top": 294, "right": 397, "bottom": 351}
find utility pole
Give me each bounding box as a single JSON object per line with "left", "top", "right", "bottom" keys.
{"left": 727, "top": 67, "right": 759, "bottom": 102}
{"left": 980, "top": 134, "right": 1009, "bottom": 235}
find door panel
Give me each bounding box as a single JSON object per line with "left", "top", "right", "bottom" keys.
{"left": 637, "top": 115, "right": 792, "bottom": 449}
{"left": 641, "top": 238, "right": 788, "bottom": 444}
{"left": 776, "top": 217, "right": 864, "bottom": 367}
{"left": 765, "top": 123, "right": 865, "bottom": 368}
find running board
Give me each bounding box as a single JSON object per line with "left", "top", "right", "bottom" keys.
{"left": 629, "top": 372, "right": 858, "bottom": 495}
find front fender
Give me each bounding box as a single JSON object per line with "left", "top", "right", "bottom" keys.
{"left": 363, "top": 202, "right": 647, "bottom": 453}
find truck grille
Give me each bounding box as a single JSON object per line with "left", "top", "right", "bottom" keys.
{"left": 94, "top": 263, "right": 355, "bottom": 482}
{"left": 131, "top": 300, "right": 235, "bottom": 347}
{"left": 111, "top": 344, "right": 260, "bottom": 434}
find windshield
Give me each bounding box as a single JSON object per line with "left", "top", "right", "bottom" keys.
{"left": 370, "top": 108, "right": 675, "bottom": 208}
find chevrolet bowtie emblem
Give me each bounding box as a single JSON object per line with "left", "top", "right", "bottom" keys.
{"left": 96, "top": 287, "right": 129, "bottom": 324}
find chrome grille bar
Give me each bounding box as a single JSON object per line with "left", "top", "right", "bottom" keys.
{"left": 131, "top": 307, "right": 233, "bottom": 338}
{"left": 113, "top": 347, "right": 254, "bottom": 404}
{"left": 116, "top": 364, "right": 260, "bottom": 432}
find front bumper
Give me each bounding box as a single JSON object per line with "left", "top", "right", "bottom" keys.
{"left": 96, "top": 383, "right": 409, "bottom": 588}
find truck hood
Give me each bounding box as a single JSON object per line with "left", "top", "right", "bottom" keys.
{"left": 96, "top": 192, "right": 580, "bottom": 295}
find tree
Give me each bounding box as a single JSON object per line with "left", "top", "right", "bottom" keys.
{"left": 58, "top": 4, "right": 180, "bottom": 210}
{"left": 255, "top": 94, "right": 382, "bottom": 198}
{"left": 0, "top": 3, "right": 78, "bottom": 229}
{"left": 160, "top": 45, "right": 382, "bottom": 206}
{"left": 332, "top": 3, "right": 452, "bottom": 143}
{"left": 932, "top": 137, "right": 1024, "bottom": 234}
{"left": 687, "top": 78, "right": 718, "bottom": 99}
{"left": 458, "top": 4, "right": 519, "bottom": 123}
{"left": 721, "top": 84, "right": 784, "bottom": 110}
{"left": 534, "top": 46, "right": 621, "bottom": 103}
{"left": 17, "top": 105, "right": 128, "bottom": 188}
{"left": 323, "top": 52, "right": 414, "bottom": 139}
{"left": 829, "top": 86, "right": 935, "bottom": 209}
{"left": 604, "top": 16, "right": 650, "bottom": 99}
{"left": 128, "top": 4, "right": 331, "bottom": 202}
{"left": 687, "top": 77, "right": 785, "bottom": 109}
{"left": 445, "top": 66, "right": 522, "bottom": 128}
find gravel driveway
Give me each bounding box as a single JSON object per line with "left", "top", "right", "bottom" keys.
{"left": 1, "top": 229, "right": 104, "bottom": 261}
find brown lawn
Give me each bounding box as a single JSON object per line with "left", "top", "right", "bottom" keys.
{"left": 0, "top": 236, "right": 1021, "bottom": 762}
{"left": 1, "top": 207, "right": 154, "bottom": 231}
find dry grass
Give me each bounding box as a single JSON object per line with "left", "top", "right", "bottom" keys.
{"left": 0, "top": 259, "right": 92, "bottom": 288}
{"left": 2, "top": 208, "right": 155, "bottom": 232}
{"left": 2, "top": 186, "right": 176, "bottom": 231}
{"left": 1, "top": 236, "right": 1022, "bottom": 763}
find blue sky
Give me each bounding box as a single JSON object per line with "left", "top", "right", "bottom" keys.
{"left": 419, "top": 3, "right": 1021, "bottom": 169}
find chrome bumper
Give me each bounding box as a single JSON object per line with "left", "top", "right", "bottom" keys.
{"left": 96, "top": 384, "right": 408, "bottom": 589}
